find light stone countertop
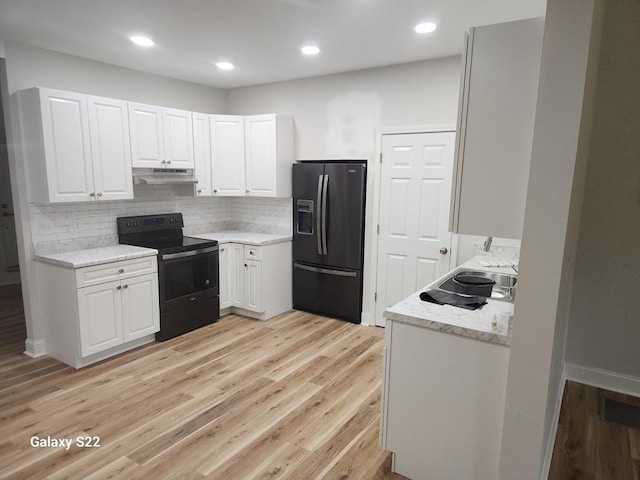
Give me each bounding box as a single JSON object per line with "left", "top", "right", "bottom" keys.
{"left": 189, "top": 231, "right": 292, "bottom": 246}
{"left": 383, "top": 256, "right": 516, "bottom": 346}
{"left": 35, "top": 245, "right": 158, "bottom": 269}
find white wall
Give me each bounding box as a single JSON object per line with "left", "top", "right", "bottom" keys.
{"left": 228, "top": 57, "right": 462, "bottom": 324}
{"left": 566, "top": 0, "right": 640, "bottom": 378}
{"left": 498, "top": 0, "right": 605, "bottom": 478}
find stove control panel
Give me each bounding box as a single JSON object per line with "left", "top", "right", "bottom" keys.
{"left": 117, "top": 213, "right": 183, "bottom": 235}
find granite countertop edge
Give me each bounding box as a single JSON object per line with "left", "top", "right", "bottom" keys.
{"left": 383, "top": 256, "right": 516, "bottom": 347}
{"left": 35, "top": 245, "right": 159, "bottom": 269}
{"left": 189, "top": 231, "right": 292, "bottom": 246}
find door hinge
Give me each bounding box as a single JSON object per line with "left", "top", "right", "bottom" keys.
{"left": 374, "top": 292, "right": 378, "bottom": 301}
{"left": 379, "top": 153, "right": 383, "bottom": 164}
{"left": 377, "top": 225, "right": 380, "bottom": 235}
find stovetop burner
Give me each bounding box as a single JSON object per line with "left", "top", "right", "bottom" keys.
{"left": 117, "top": 213, "right": 217, "bottom": 255}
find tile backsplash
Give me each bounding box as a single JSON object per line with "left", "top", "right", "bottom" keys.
{"left": 31, "top": 185, "right": 292, "bottom": 255}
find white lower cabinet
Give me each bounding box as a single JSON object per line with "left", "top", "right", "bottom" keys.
{"left": 218, "top": 241, "right": 291, "bottom": 320}
{"left": 381, "top": 320, "right": 509, "bottom": 480}
{"left": 39, "top": 256, "right": 160, "bottom": 368}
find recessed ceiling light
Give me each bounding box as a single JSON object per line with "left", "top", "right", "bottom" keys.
{"left": 216, "top": 62, "right": 235, "bottom": 71}
{"left": 301, "top": 45, "right": 320, "bottom": 56}
{"left": 414, "top": 22, "right": 437, "bottom": 34}
{"left": 130, "top": 35, "right": 154, "bottom": 47}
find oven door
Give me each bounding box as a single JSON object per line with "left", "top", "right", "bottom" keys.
{"left": 159, "top": 246, "right": 219, "bottom": 312}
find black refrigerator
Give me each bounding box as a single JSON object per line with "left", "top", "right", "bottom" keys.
{"left": 292, "top": 161, "right": 366, "bottom": 323}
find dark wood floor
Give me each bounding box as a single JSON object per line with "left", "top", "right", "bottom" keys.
{"left": 0, "top": 284, "right": 403, "bottom": 479}
{"left": 549, "top": 380, "right": 640, "bottom": 480}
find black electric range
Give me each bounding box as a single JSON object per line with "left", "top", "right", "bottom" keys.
{"left": 117, "top": 213, "right": 220, "bottom": 341}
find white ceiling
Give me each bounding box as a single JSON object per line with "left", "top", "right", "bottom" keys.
{"left": 0, "top": 0, "right": 546, "bottom": 89}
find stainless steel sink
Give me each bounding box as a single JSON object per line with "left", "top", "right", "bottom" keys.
{"left": 436, "top": 269, "right": 517, "bottom": 302}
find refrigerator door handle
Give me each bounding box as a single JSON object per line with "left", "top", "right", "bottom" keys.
{"left": 294, "top": 262, "right": 357, "bottom": 277}
{"left": 321, "top": 174, "right": 328, "bottom": 254}
{"left": 316, "top": 175, "right": 324, "bottom": 255}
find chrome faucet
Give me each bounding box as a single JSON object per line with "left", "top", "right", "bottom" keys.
{"left": 483, "top": 236, "right": 493, "bottom": 252}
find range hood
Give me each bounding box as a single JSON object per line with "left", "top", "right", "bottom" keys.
{"left": 133, "top": 169, "right": 198, "bottom": 185}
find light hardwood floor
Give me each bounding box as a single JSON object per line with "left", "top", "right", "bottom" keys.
{"left": 0, "top": 284, "right": 404, "bottom": 479}
{"left": 549, "top": 380, "right": 640, "bottom": 480}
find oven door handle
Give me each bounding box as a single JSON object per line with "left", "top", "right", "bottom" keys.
{"left": 161, "top": 245, "right": 219, "bottom": 261}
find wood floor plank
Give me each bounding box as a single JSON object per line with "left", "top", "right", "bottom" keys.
{"left": 549, "top": 381, "right": 640, "bottom": 480}
{"left": 0, "top": 283, "right": 395, "bottom": 479}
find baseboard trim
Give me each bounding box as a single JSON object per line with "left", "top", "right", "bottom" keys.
{"left": 540, "top": 369, "right": 567, "bottom": 480}
{"left": 24, "top": 338, "right": 46, "bottom": 358}
{"left": 564, "top": 362, "right": 640, "bottom": 397}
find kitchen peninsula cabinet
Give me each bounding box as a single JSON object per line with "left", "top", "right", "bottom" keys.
{"left": 18, "top": 87, "right": 133, "bottom": 203}
{"left": 450, "top": 18, "right": 544, "bottom": 239}
{"left": 35, "top": 247, "right": 159, "bottom": 368}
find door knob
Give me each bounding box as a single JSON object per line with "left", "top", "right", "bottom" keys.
{"left": 439, "top": 247, "right": 448, "bottom": 255}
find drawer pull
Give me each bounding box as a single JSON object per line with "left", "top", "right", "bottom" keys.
{"left": 118, "top": 269, "right": 125, "bottom": 274}
{"left": 116, "top": 285, "right": 122, "bottom": 290}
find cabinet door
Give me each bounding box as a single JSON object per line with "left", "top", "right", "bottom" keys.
{"left": 450, "top": 18, "right": 544, "bottom": 239}
{"left": 163, "top": 108, "right": 194, "bottom": 169}
{"left": 39, "top": 89, "right": 95, "bottom": 203}
{"left": 244, "top": 114, "right": 277, "bottom": 197}
{"left": 193, "top": 113, "right": 212, "bottom": 197}
{"left": 121, "top": 273, "right": 160, "bottom": 342}
{"left": 218, "top": 245, "right": 232, "bottom": 309}
{"left": 87, "top": 96, "right": 133, "bottom": 201}
{"left": 211, "top": 115, "right": 245, "bottom": 196}
{"left": 129, "top": 103, "right": 164, "bottom": 168}
{"left": 77, "top": 280, "right": 123, "bottom": 357}
{"left": 244, "top": 259, "right": 263, "bottom": 313}
{"left": 231, "top": 243, "right": 245, "bottom": 308}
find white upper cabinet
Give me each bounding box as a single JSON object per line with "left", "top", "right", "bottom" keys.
{"left": 193, "top": 113, "right": 212, "bottom": 197}
{"left": 128, "top": 103, "right": 164, "bottom": 168}
{"left": 19, "top": 88, "right": 133, "bottom": 203}
{"left": 450, "top": 18, "right": 544, "bottom": 239}
{"left": 129, "top": 103, "right": 194, "bottom": 169}
{"left": 245, "top": 114, "right": 294, "bottom": 198}
{"left": 87, "top": 96, "right": 133, "bottom": 201}
{"left": 162, "top": 107, "right": 194, "bottom": 169}
{"left": 211, "top": 114, "right": 246, "bottom": 196}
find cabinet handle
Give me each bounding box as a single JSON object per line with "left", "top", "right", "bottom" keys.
{"left": 167, "top": 160, "right": 172, "bottom": 165}
{"left": 96, "top": 192, "right": 103, "bottom": 197}
{"left": 161, "top": 160, "right": 166, "bottom": 165}
{"left": 197, "top": 189, "right": 202, "bottom": 193}
{"left": 213, "top": 189, "right": 217, "bottom": 193}
{"left": 116, "top": 285, "right": 122, "bottom": 290}
{"left": 118, "top": 269, "right": 125, "bottom": 274}
{"left": 244, "top": 264, "right": 247, "bottom": 267}
{"left": 89, "top": 193, "right": 95, "bottom": 197}
{"left": 246, "top": 190, "right": 249, "bottom": 194}
{"left": 123, "top": 284, "right": 128, "bottom": 289}
{"left": 221, "top": 248, "right": 225, "bottom": 252}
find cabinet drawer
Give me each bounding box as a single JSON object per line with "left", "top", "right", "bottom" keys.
{"left": 245, "top": 246, "right": 262, "bottom": 261}
{"left": 75, "top": 256, "right": 158, "bottom": 288}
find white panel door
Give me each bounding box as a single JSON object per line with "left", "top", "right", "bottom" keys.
{"left": 163, "top": 108, "right": 194, "bottom": 169}
{"left": 193, "top": 113, "right": 212, "bottom": 197}
{"left": 39, "top": 89, "right": 94, "bottom": 203}
{"left": 211, "top": 115, "right": 245, "bottom": 196}
{"left": 87, "top": 96, "right": 133, "bottom": 201}
{"left": 128, "top": 103, "right": 164, "bottom": 168}
{"left": 77, "top": 280, "right": 123, "bottom": 357}
{"left": 121, "top": 273, "right": 159, "bottom": 342}
{"left": 375, "top": 132, "right": 455, "bottom": 327}
{"left": 244, "top": 114, "right": 277, "bottom": 197}
{"left": 244, "top": 259, "right": 263, "bottom": 313}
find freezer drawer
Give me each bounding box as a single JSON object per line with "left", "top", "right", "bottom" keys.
{"left": 293, "top": 262, "right": 362, "bottom": 323}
